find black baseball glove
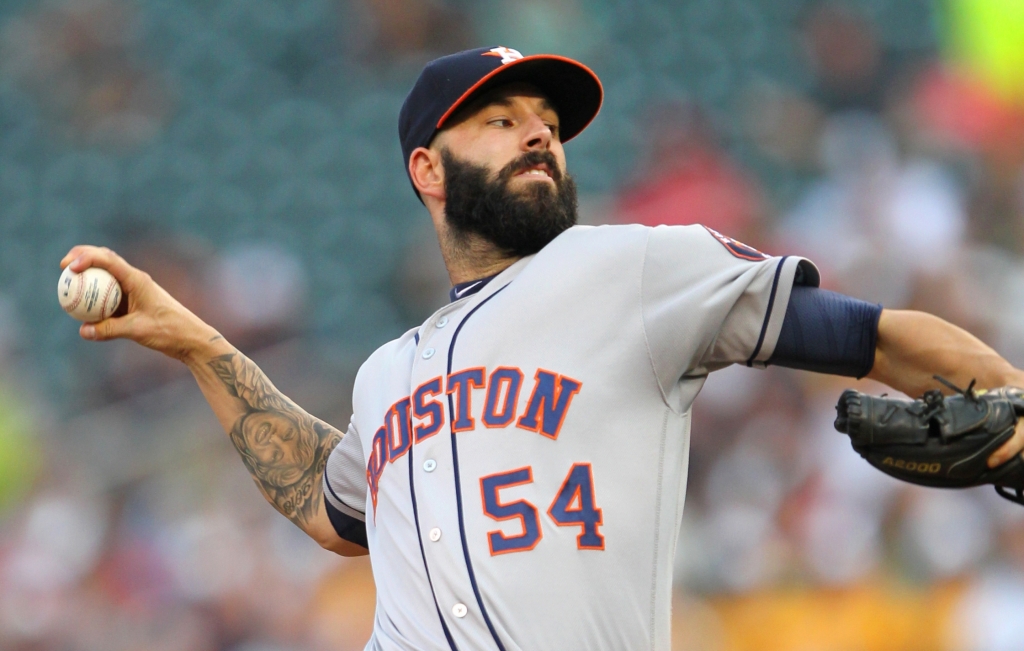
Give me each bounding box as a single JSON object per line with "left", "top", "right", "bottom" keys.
{"left": 834, "top": 377, "right": 1024, "bottom": 505}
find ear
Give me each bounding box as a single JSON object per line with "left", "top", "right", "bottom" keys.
{"left": 409, "top": 147, "right": 445, "bottom": 201}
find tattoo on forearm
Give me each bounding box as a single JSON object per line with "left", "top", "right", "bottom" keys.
{"left": 208, "top": 353, "right": 342, "bottom": 529}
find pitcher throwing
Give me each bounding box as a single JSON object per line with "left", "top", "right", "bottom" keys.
{"left": 61, "top": 47, "right": 1024, "bottom": 651}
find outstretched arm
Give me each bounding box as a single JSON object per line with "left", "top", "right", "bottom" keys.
{"left": 60, "top": 245, "right": 366, "bottom": 557}
{"left": 200, "top": 350, "right": 343, "bottom": 535}
{"left": 867, "top": 309, "right": 1024, "bottom": 468}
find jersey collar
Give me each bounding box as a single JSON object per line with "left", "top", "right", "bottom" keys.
{"left": 449, "top": 272, "right": 501, "bottom": 303}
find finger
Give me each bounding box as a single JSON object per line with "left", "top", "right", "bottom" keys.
{"left": 80, "top": 314, "right": 134, "bottom": 342}
{"left": 66, "top": 246, "right": 146, "bottom": 293}
{"left": 61, "top": 244, "right": 101, "bottom": 270}
{"left": 989, "top": 420, "right": 1024, "bottom": 468}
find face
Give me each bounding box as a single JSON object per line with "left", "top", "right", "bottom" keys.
{"left": 440, "top": 147, "right": 578, "bottom": 257}
{"left": 438, "top": 83, "right": 567, "bottom": 183}
{"left": 433, "top": 84, "right": 578, "bottom": 256}
{"left": 240, "top": 411, "right": 316, "bottom": 487}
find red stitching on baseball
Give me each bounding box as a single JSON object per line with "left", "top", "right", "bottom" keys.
{"left": 99, "top": 277, "right": 117, "bottom": 320}
{"left": 64, "top": 273, "right": 85, "bottom": 313}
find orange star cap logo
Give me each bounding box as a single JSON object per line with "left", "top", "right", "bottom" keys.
{"left": 483, "top": 47, "right": 524, "bottom": 65}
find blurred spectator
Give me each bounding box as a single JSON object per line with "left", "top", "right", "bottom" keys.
{"left": 97, "top": 230, "right": 216, "bottom": 402}
{"left": 0, "top": 488, "right": 111, "bottom": 644}
{"left": 614, "top": 101, "right": 765, "bottom": 245}
{"left": 898, "top": 489, "right": 994, "bottom": 580}
{"left": 206, "top": 241, "right": 310, "bottom": 350}
{"left": 743, "top": 81, "right": 825, "bottom": 172}
{"left": 778, "top": 111, "right": 967, "bottom": 300}
{"left": 799, "top": 3, "right": 895, "bottom": 115}
{"left": 93, "top": 230, "right": 312, "bottom": 395}
{"left": 950, "top": 508, "right": 1024, "bottom": 651}
{"left": 309, "top": 559, "right": 376, "bottom": 650}
{"left": 908, "top": 66, "right": 1024, "bottom": 256}
{"left": 746, "top": 4, "right": 977, "bottom": 329}
{"left": 0, "top": 0, "right": 173, "bottom": 149}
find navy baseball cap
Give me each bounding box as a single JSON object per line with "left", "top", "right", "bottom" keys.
{"left": 399, "top": 46, "right": 603, "bottom": 194}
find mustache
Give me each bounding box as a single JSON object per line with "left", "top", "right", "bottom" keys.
{"left": 497, "top": 150, "right": 563, "bottom": 183}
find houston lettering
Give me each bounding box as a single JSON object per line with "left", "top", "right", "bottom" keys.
{"left": 367, "top": 366, "right": 582, "bottom": 516}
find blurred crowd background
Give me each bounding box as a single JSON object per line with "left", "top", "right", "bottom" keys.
{"left": 1, "top": 0, "right": 1024, "bottom": 649}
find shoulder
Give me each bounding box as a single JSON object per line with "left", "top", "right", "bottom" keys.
{"left": 549, "top": 223, "right": 743, "bottom": 254}
{"left": 641, "top": 223, "right": 779, "bottom": 272}
{"left": 643, "top": 223, "right": 767, "bottom": 256}
{"left": 505, "top": 225, "right": 652, "bottom": 290}
{"left": 520, "top": 223, "right": 741, "bottom": 286}
{"left": 532, "top": 224, "right": 652, "bottom": 268}
{"left": 353, "top": 327, "right": 419, "bottom": 390}
{"left": 547, "top": 223, "right": 651, "bottom": 249}
{"left": 547, "top": 223, "right": 770, "bottom": 268}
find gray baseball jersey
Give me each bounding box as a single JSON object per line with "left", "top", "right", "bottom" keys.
{"left": 323, "top": 223, "right": 817, "bottom": 651}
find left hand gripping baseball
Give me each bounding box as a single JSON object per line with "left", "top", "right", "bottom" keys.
{"left": 59, "top": 245, "right": 220, "bottom": 363}
{"left": 834, "top": 381, "right": 1024, "bottom": 504}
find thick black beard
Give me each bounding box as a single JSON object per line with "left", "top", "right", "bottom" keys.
{"left": 441, "top": 148, "right": 578, "bottom": 257}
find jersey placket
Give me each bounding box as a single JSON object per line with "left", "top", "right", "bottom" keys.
{"left": 411, "top": 302, "right": 489, "bottom": 650}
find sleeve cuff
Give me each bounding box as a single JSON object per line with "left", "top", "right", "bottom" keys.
{"left": 747, "top": 256, "right": 819, "bottom": 368}
{"left": 323, "top": 496, "right": 368, "bottom": 549}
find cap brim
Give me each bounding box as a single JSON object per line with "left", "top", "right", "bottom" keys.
{"left": 435, "top": 55, "right": 603, "bottom": 144}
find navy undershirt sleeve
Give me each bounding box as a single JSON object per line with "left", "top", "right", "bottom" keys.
{"left": 323, "top": 496, "right": 369, "bottom": 549}
{"left": 767, "top": 286, "right": 882, "bottom": 378}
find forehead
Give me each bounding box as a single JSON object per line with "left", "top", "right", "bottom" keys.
{"left": 447, "top": 82, "right": 559, "bottom": 126}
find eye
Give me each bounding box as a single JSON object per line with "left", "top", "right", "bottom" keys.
{"left": 488, "top": 117, "right": 514, "bottom": 128}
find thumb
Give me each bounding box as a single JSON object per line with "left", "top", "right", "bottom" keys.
{"left": 989, "top": 419, "right": 1024, "bottom": 468}
{"left": 80, "top": 314, "right": 132, "bottom": 341}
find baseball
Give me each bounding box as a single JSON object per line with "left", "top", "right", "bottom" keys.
{"left": 58, "top": 266, "right": 123, "bottom": 323}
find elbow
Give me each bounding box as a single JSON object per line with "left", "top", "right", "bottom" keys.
{"left": 322, "top": 537, "right": 370, "bottom": 557}
{"left": 309, "top": 520, "right": 369, "bottom": 557}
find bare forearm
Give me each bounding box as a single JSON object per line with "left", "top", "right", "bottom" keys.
{"left": 185, "top": 339, "right": 342, "bottom": 532}
{"left": 868, "top": 310, "right": 1024, "bottom": 396}
{"left": 61, "top": 245, "right": 361, "bottom": 554}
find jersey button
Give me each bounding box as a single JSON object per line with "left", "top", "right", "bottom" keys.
{"left": 452, "top": 603, "right": 468, "bottom": 618}
{"left": 436, "top": 316, "right": 449, "bottom": 328}
{"left": 429, "top": 527, "right": 442, "bottom": 542}
{"left": 423, "top": 459, "right": 437, "bottom": 472}
{"left": 422, "top": 348, "right": 435, "bottom": 359}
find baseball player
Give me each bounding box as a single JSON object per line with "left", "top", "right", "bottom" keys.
{"left": 61, "top": 47, "right": 1024, "bottom": 651}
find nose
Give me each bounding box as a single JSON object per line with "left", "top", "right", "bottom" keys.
{"left": 521, "top": 113, "right": 553, "bottom": 152}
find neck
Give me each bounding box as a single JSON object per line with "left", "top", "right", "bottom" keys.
{"left": 439, "top": 230, "right": 520, "bottom": 285}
